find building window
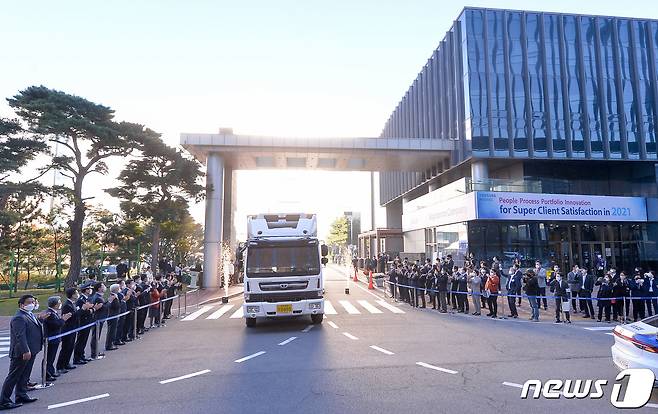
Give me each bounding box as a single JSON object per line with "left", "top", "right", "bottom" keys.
{"left": 488, "top": 10, "right": 510, "bottom": 156}
{"left": 466, "top": 9, "right": 489, "bottom": 153}
{"left": 618, "top": 19, "right": 641, "bottom": 159}
{"left": 544, "top": 14, "right": 567, "bottom": 157}
{"left": 564, "top": 16, "right": 586, "bottom": 157}
{"left": 599, "top": 18, "right": 622, "bottom": 158}
{"left": 526, "top": 13, "right": 548, "bottom": 156}
{"left": 507, "top": 11, "right": 529, "bottom": 155}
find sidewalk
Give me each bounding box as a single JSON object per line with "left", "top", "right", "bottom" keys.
{"left": 191, "top": 283, "right": 244, "bottom": 306}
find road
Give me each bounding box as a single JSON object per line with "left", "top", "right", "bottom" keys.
{"left": 4, "top": 265, "right": 654, "bottom": 413}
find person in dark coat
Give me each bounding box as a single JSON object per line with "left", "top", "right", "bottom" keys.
{"left": 436, "top": 269, "right": 449, "bottom": 313}
{"left": 105, "top": 284, "right": 121, "bottom": 351}
{"left": 611, "top": 271, "right": 630, "bottom": 322}
{"left": 523, "top": 269, "right": 540, "bottom": 321}
{"left": 417, "top": 266, "right": 427, "bottom": 308}
{"left": 549, "top": 272, "right": 571, "bottom": 323}
{"left": 579, "top": 268, "right": 596, "bottom": 319}
{"left": 595, "top": 275, "right": 612, "bottom": 322}
{"left": 43, "top": 296, "right": 72, "bottom": 381}
{"left": 387, "top": 265, "right": 397, "bottom": 299}
{"left": 57, "top": 288, "right": 91, "bottom": 373}
{"left": 73, "top": 282, "right": 94, "bottom": 365}
{"left": 89, "top": 282, "right": 109, "bottom": 359}
{"left": 0, "top": 295, "right": 43, "bottom": 409}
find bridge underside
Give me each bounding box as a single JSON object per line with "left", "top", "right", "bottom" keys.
{"left": 181, "top": 132, "right": 454, "bottom": 288}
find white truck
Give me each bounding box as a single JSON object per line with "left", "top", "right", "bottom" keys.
{"left": 237, "top": 213, "right": 328, "bottom": 327}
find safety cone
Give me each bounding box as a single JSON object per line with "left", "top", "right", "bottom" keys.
{"left": 368, "top": 271, "right": 374, "bottom": 290}
{"left": 353, "top": 269, "right": 358, "bottom": 282}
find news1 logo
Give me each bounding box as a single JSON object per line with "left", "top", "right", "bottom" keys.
{"left": 520, "top": 369, "right": 654, "bottom": 408}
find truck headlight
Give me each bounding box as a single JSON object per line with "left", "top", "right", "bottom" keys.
{"left": 309, "top": 302, "right": 322, "bottom": 310}
{"left": 246, "top": 306, "right": 260, "bottom": 313}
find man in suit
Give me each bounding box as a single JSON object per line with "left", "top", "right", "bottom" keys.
{"left": 43, "top": 296, "right": 71, "bottom": 382}
{"left": 57, "top": 288, "right": 92, "bottom": 373}
{"left": 550, "top": 272, "right": 571, "bottom": 323}
{"left": 0, "top": 295, "right": 43, "bottom": 409}
{"left": 73, "top": 283, "right": 94, "bottom": 365}
{"left": 89, "top": 282, "right": 109, "bottom": 359}
{"left": 567, "top": 265, "right": 582, "bottom": 313}
{"left": 506, "top": 264, "right": 522, "bottom": 318}
{"left": 579, "top": 268, "right": 596, "bottom": 319}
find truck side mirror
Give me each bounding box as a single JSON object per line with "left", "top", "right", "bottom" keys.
{"left": 236, "top": 250, "right": 243, "bottom": 260}
{"left": 321, "top": 257, "right": 328, "bottom": 265}
{"left": 321, "top": 244, "right": 329, "bottom": 257}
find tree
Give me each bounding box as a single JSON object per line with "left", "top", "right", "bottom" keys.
{"left": 159, "top": 212, "right": 204, "bottom": 265}
{"left": 327, "top": 216, "right": 349, "bottom": 247}
{"left": 9, "top": 86, "right": 153, "bottom": 287}
{"left": 108, "top": 135, "right": 204, "bottom": 274}
{"left": 0, "top": 117, "right": 48, "bottom": 236}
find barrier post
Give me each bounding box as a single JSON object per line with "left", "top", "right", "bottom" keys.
{"left": 353, "top": 268, "right": 358, "bottom": 282}
{"left": 183, "top": 291, "right": 188, "bottom": 315}
{"left": 33, "top": 326, "right": 53, "bottom": 389}
{"left": 158, "top": 300, "right": 163, "bottom": 327}
{"left": 177, "top": 294, "right": 181, "bottom": 318}
{"left": 133, "top": 308, "right": 139, "bottom": 340}
{"left": 196, "top": 289, "right": 200, "bottom": 309}
{"left": 368, "top": 271, "right": 374, "bottom": 290}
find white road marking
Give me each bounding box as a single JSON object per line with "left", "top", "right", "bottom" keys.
{"left": 0, "top": 354, "right": 7, "bottom": 359}
{"left": 234, "top": 351, "right": 266, "bottom": 363}
{"left": 327, "top": 321, "right": 339, "bottom": 329}
{"left": 502, "top": 381, "right": 525, "bottom": 389}
{"left": 159, "top": 369, "right": 211, "bottom": 384}
{"left": 358, "top": 300, "right": 383, "bottom": 314}
{"left": 230, "top": 307, "right": 244, "bottom": 318}
{"left": 324, "top": 300, "right": 337, "bottom": 315}
{"left": 370, "top": 345, "right": 394, "bottom": 355}
{"left": 605, "top": 332, "right": 614, "bottom": 336}
{"left": 646, "top": 403, "right": 658, "bottom": 408}
{"left": 182, "top": 305, "right": 214, "bottom": 321}
{"left": 342, "top": 332, "right": 359, "bottom": 340}
{"left": 583, "top": 326, "right": 614, "bottom": 331}
{"left": 376, "top": 300, "right": 405, "bottom": 314}
{"left": 0, "top": 347, "right": 8, "bottom": 352}
{"left": 301, "top": 325, "right": 314, "bottom": 333}
{"left": 416, "top": 362, "right": 458, "bottom": 374}
{"left": 0, "top": 341, "right": 9, "bottom": 346}
{"left": 206, "top": 304, "right": 235, "bottom": 319}
{"left": 339, "top": 300, "right": 361, "bottom": 314}
{"left": 48, "top": 393, "right": 110, "bottom": 409}
{"left": 278, "top": 337, "right": 297, "bottom": 346}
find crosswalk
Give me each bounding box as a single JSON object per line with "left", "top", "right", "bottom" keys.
{"left": 0, "top": 332, "right": 8, "bottom": 359}
{"left": 181, "top": 299, "right": 405, "bottom": 321}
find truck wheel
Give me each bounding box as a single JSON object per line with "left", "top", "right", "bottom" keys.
{"left": 246, "top": 317, "right": 257, "bottom": 327}
{"left": 311, "top": 313, "right": 324, "bottom": 325}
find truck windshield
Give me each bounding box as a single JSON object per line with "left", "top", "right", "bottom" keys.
{"left": 246, "top": 244, "right": 320, "bottom": 277}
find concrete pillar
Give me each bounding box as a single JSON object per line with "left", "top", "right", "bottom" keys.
{"left": 203, "top": 152, "right": 224, "bottom": 288}
{"left": 385, "top": 198, "right": 402, "bottom": 229}
{"left": 222, "top": 168, "right": 236, "bottom": 250}
{"left": 471, "top": 159, "right": 489, "bottom": 191}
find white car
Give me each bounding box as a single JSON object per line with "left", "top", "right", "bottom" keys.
{"left": 611, "top": 316, "right": 658, "bottom": 381}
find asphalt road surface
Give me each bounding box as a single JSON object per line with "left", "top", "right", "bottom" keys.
{"left": 5, "top": 265, "right": 656, "bottom": 413}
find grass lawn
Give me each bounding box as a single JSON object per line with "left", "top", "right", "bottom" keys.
{"left": 0, "top": 288, "right": 61, "bottom": 316}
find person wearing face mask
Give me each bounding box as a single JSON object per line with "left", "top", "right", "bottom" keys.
{"left": 56, "top": 288, "right": 91, "bottom": 374}
{"left": 121, "top": 280, "right": 137, "bottom": 342}
{"left": 567, "top": 265, "right": 582, "bottom": 314}
{"left": 468, "top": 271, "right": 482, "bottom": 316}
{"left": 436, "top": 269, "right": 449, "bottom": 313}
{"left": 89, "top": 282, "right": 109, "bottom": 359}
{"left": 611, "top": 270, "right": 629, "bottom": 322}
{"left": 550, "top": 272, "right": 571, "bottom": 323}
{"left": 43, "top": 296, "right": 72, "bottom": 382}
{"left": 579, "top": 268, "right": 595, "bottom": 320}
{"left": 505, "top": 264, "right": 522, "bottom": 319}
{"left": 595, "top": 275, "right": 612, "bottom": 322}
{"left": 485, "top": 269, "right": 500, "bottom": 318}
{"left": 630, "top": 272, "right": 646, "bottom": 322}
{"left": 73, "top": 282, "right": 94, "bottom": 365}
{"left": 535, "top": 261, "right": 548, "bottom": 311}
{"left": 0, "top": 295, "right": 43, "bottom": 409}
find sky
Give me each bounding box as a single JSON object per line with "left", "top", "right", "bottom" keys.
{"left": 2, "top": 0, "right": 658, "bottom": 240}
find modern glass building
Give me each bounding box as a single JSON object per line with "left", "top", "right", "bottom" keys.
{"left": 379, "top": 7, "right": 658, "bottom": 272}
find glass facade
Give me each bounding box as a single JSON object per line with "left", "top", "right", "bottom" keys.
{"left": 379, "top": 8, "right": 658, "bottom": 205}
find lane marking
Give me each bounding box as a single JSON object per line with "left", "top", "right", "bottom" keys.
{"left": 278, "top": 336, "right": 297, "bottom": 346}
{"left": 234, "top": 351, "right": 266, "bottom": 363}
{"left": 370, "top": 345, "right": 394, "bottom": 355}
{"left": 206, "top": 304, "right": 235, "bottom": 319}
{"left": 301, "top": 325, "right": 314, "bottom": 333}
{"left": 605, "top": 332, "right": 614, "bottom": 336}
{"left": 324, "top": 300, "right": 337, "bottom": 315}
{"left": 0, "top": 354, "right": 7, "bottom": 359}
{"left": 182, "top": 305, "right": 214, "bottom": 321}
{"left": 416, "top": 362, "right": 458, "bottom": 374}
{"left": 0, "top": 341, "right": 9, "bottom": 345}
{"left": 327, "top": 321, "right": 339, "bottom": 329}
{"left": 647, "top": 403, "right": 658, "bottom": 408}
{"left": 502, "top": 381, "right": 524, "bottom": 389}
{"left": 358, "top": 300, "right": 383, "bottom": 314}
{"left": 342, "top": 332, "right": 359, "bottom": 340}
{"left": 583, "top": 326, "right": 614, "bottom": 331}
{"left": 48, "top": 393, "right": 110, "bottom": 409}
{"left": 339, "top": 300, "right": 361, "bottom": 314}
{"left": 159, "top": 369, "right": 211, "bottom": 384}
{"left": 376, "top": 300, "right": 405, "bottom": 314}
{"left": 229, "top": 307, "right": 244, "bottom": 318}
{"left": 0, "top": 347, "right": 8, "bottom": 352}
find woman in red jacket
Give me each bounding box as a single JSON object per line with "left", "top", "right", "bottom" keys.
{"left": 485, "top": 269, "right": 500, "bottom": 318}
{"left": 149, "top": 284, "right": 160, "bottom": 328}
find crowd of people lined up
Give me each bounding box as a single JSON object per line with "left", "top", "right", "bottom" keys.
{"left": 381, "top": 254, "right": 658, "bottom": 325}
{"left": 0, "top": 266, "right": 183, "bottom": 411}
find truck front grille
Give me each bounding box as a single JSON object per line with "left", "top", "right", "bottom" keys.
{"left": 246, "top": 291, "right": 320, "bottom": 303}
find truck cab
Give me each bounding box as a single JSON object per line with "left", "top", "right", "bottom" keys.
{"left": 239, "top": 213, "right": 328, "bottom": 327}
